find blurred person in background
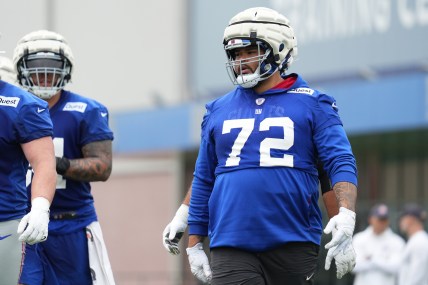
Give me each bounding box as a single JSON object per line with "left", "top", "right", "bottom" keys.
{"left": 184, "top": 7, "right": 358, "bottom": 285}
{"left": 13, "top": 30, "right": 115, "bottom": 285}
{"left": 398, "top": 203, "right": 428, "bottom": 285}
{"left": 352, "top": 203, "right": 405, "bottom": 285}
{"left": 0, "top": 52, "right": 56, "bottom": 283}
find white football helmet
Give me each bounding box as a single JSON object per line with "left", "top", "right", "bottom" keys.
{"left": 13, "top": 30, "right": 74, "bottom": 99}
{"left": 223, "top": 7, "right": 298, "bottom": 88}
{"left": 0, "top": 56, "right": 17, "bottom": 84}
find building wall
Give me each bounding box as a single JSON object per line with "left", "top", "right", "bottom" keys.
{"left": 91, "top": 154, "right": 186, "bottom": 285}
{"left": 0, "top": 0, "right": 189, "bottom": 112}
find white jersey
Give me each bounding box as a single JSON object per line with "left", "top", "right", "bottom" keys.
{"left": 398, "top": 230, "right": 428, "bottom": 285}
{"left": 352, "top": 226, "right": 405, "bottom": 285}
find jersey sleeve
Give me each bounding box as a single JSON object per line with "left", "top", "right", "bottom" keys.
{"left": 188, "top": 105, "right": 217, "bottom": 236}
{"left": 315, "top": 124, "right": 358, "bottom": 186}
{"left": 15, "top": 102, "right": 53, "bottom": 143}
{"left": 312, "top": 93, "right": 343, "bottom": 132}
{"left": 80, "top": 105, "right": 114, "bottom": 146}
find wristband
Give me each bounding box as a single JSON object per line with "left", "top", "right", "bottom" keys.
{"left": 31, "top": 196, "right": 51, "bottom": 211}
{"left": 175, "top": 204, "right": 189, "bottom": 222}
{"left": 339, "top": 207, "right": 356, "bottom": 219}
{"left": 56, "top": 156, "right": 70, "bottom": 175}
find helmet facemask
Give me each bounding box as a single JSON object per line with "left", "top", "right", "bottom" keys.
{"left": 16, "top": 51, "right": 72, "bottom": 99}
{"left": 225, "top": 39, "right": 278, "bottom": 89}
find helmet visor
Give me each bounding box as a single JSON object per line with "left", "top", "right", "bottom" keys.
{"left": 26, "top": 57, "right": 65, "bottom": 69}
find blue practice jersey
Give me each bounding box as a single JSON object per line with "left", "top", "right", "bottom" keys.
{"left": 27, "top": 90, "right": 114, "bottom": 233}
{"left": 0, "top": 80, "right": 53, "bottom": 222}
{"left": 189, "top": 74, "right": 357, "bottom": 252}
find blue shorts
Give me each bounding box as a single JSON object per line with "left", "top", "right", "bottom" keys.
{"left": 19, "top": 228, "right": 92, "bottom": 285}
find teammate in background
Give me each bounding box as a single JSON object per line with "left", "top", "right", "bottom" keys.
{"left": 0, "top": 54, "right": 56, "bottom": 283}
{"left": 13, "top": 30, "right": 116, "bottom": 285}
{"left": 0, "top": 55, "right": 18, "bottom": 84}
{"left": 163, "top": 162, "right": 339, "bottom": 255}
{"left": 398, "top": 203, "right": 428, "bottom": 285}
{"left": 185, "top": 7, "right": 358, "bottom": 284}
{"left": 352, "top": 203, "right": 405, "bottom": 285}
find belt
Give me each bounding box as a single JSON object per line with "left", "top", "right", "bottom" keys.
{"left": 51, "top": 212, "right": 78, "bottom": 220}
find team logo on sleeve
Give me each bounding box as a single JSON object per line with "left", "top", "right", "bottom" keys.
{"left": 63, "top": 102, "right": 87, "bottom": 113}
{"left": 0, "top": 96, "right": 20, "bottom": 107}
{"left": 287, "top": 88, "right": 314, "bottom": 95}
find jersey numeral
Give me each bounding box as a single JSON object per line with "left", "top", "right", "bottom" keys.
{"left": 222, "top": 117, "right": 294, "bottom": 167}
{"left": 53, "top": 138, "right": 66, "bottom": 189}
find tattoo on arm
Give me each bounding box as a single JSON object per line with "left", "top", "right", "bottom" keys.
{"left": 64, "top": 140, "right": 112, "bottom": 182}
{"left": 333, "top": 182, "right": 357, "bottom": 212}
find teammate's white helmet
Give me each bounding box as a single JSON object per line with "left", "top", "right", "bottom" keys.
{"left": 13, "top": 30, "right": 74, "bottom": 99}
{"left": 223, "top": 7, "right": 298, "bottom": 88}
{"left": 0, "top": 56, "right": 17, "bottom": 84}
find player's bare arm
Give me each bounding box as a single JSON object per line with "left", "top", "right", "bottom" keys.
{"left": 317, "top": 161, "right": 339, "bottom": 218}
{"left": 188, "top": 235, "right": 205, "bottom": 247}
{"left": 62, "top": 140, "right": 112, "bottom": 182}
{"left": 333, "top": 182, "right": 357, "bottom": 211}
{"left": 323, "top": 191, "right": 339, "bottom": 219}
{"left": 182, "top": 187, "right": 191, "bottom": 206}
{"left": 22, "top": 136, "right": 56, "bottom": 202}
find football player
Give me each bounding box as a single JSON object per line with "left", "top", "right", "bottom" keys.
{"left": 185, "top": 7, "right": 358, "bottom": 284}
{"left": 13, "top": 30, "right": 115, "bottom": 285}
{"left": 0, "top": 51, "right": 56, "bottom": 284}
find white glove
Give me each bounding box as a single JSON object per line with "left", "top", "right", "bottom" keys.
{"left": 324, "top": 237, "right": 356, "bottom": 278}
{"left": 186, "top": 242, "right": 212, "bottom": 284}
{"left": 17, "top": 197, "right": 50, "bottom": 245}
{"left": 324, "top": 207, "right": 356, "bottom": 279}
{"left": 162, "top": 204, "right": 189, "bottom": 255}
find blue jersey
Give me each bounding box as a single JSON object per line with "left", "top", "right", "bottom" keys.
{"left": 0, "top": 80, "right": 53, "bottom": 222}
{"left": 27, "top": 90, "right": 114, "bottom": 233}
{"left": 188, "top": 74, "right": 357, "bottom": 252}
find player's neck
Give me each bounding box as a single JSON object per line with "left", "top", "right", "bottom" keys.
{"left": 253, "top": 72, "right": 282, "bottom": 94}
{"left": 45, "top": 91, "right": 62, "bottom": 108}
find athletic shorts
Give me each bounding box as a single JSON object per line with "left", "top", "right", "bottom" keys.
{"left": 0, "top": 219, "right": 24, "bottom": 285}
{"left": 19, "top": 228, "right": 92, "bottom": 285}
{"left": 210, "top": 242, "right": 319, "bottom": 285}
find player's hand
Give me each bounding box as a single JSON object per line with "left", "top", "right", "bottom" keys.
{"left": 162, "top": 204, "right": 189, "bottom": 255}
{"left": 324, "top": 207, "right": 355, "bottom": 249}
{"left": 17, "top": 197, "right": 50, "bottom": 245}
{"left": 324, "top": 237, "right": 356, "bottom": 278}
{"left": 324, "top": 207, "right": 356, "bottom": 279}
{"left": 186, "top": 242, "right": 212, "bottom": 284}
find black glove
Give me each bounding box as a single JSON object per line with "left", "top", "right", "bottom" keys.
{"left": 56, "top": 157, "right": 70, "bottom": 175}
